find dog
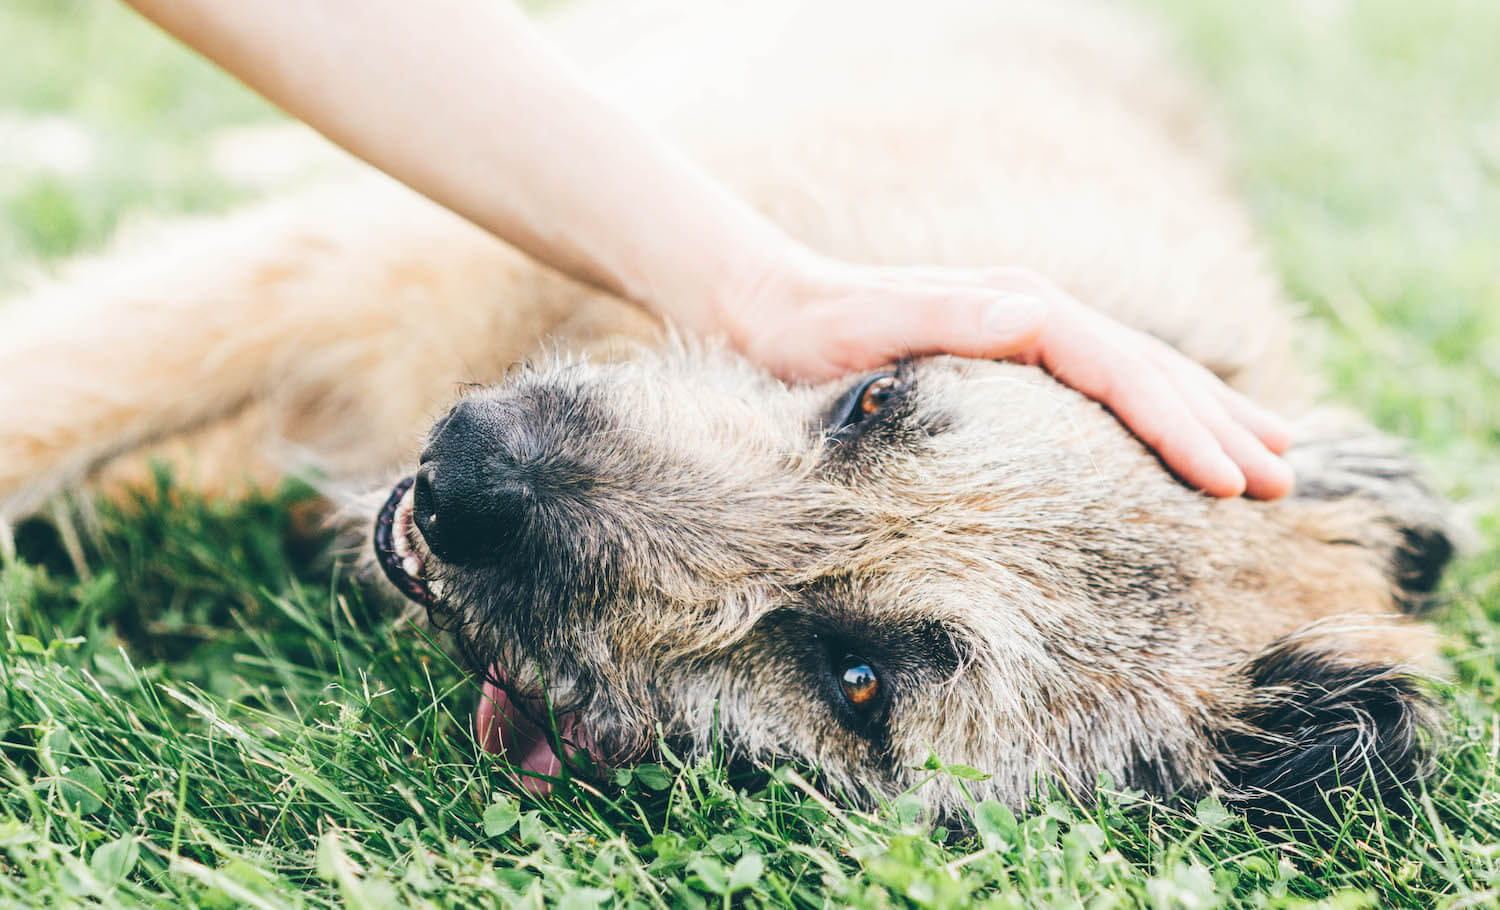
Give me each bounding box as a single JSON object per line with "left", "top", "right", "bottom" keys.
{"left": 0, "top": 0, "right": 1453, "bottom": 820}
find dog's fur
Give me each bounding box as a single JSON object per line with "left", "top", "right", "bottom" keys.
{"left": 0, "top": 0, "right": 1453, "bottom": 819}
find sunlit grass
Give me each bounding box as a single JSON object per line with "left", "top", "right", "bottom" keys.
{"left": 0, "top": 0, "right": 274, "bottom": 283}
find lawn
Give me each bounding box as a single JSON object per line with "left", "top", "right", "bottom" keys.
{"left": 2, "top": 0, "right": 1497, "bottom": 906}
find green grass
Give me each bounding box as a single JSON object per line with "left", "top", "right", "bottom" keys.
{"left": 0, "top": 1, "right": 279, "bottom": 281}
{"left": 2, "top": 0, "right": 1498, "bottom": 906}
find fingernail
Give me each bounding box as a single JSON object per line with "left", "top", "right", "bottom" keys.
{"left": 1219, "top": 459, "right": 1248, "bottom": 498}
{"left": 981, "top": 294, "right": 1048, "bottom": 339}
{"left": 1261, "top": 455, "right": 1297, "bottom": 499}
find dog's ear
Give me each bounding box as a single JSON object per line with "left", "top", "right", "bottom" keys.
{"left": 1214, "top": 641, "right": 1434, "bottom": 824}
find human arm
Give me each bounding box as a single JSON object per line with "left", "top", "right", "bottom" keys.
{"left": 122, "top": 0, "right": 1293, "bottom": 498}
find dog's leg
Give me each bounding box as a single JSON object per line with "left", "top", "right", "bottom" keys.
{"left": 1272, "top": 419, "right": 1458, "bottom": 618}
{"left": 0, "top": 181, "right": 570, "bottom": 519}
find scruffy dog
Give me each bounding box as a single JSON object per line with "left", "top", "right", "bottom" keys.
{"left": 0, "top": 0, "right": 1453, "bottom": 820}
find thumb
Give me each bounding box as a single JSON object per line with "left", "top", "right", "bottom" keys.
{"left": 860, "top": 291, "right": 1048, "bottom": 360}
{"left": 976, "top": 293, "right": 1049, "bottom": 356}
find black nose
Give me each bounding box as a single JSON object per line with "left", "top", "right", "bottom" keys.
{"left": 412, "top": 397, "right": 533, "bottom": 564}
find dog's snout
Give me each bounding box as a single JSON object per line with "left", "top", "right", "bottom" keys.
{"left": 412, "top": 398, "right": 534, "bottom": 564}
{"left": 420, "top": 397, "right": 492, "bottom": 466}
{"left": 409, "top": 467, "right": 445, "bottom": 553}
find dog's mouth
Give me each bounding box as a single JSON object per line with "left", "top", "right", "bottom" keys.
{"left": 374, "top": 475, "right": 601, "bottom": 793}
{"left": 476, "top": 667, "right": 599, "bottom": 795}
{"left": 374, "top": 476, "right": 441, "bottom": 608}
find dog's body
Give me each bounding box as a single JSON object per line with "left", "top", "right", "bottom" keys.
{"left": 0, "top": 0, "right": 1452, "bottom": 818}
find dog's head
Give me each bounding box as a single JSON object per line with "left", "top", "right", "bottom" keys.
{"left": 374, "top": 350, "right": 1444, "bottom": 817}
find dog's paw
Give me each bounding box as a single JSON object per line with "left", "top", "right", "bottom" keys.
{"left": 1285, "top": 422, "right": 1456, "bottom": 609}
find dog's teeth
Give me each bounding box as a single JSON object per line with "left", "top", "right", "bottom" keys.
{"left": 392, "top": 499, "right": 416, "bottom": 559}
{"left": 428, "top": 579, "right": 446, "bottom": 599}
{"left": 402, "top": 555, "right": 424, "bottom": 578}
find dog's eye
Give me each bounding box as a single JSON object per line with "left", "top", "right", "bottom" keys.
{"left": 858, "top": 376, "right": 900, "bottom": 418}
{"left": 838, "top": 654, "right": 879, "bottom": 709}
{"left": 828, "top": 371, "right": 904, "bottom": 432}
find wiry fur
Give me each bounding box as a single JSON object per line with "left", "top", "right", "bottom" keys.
{"left": 0, "top": 0, "right": 1453, "bottom": 819}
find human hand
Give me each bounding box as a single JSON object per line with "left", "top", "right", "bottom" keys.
{"left": 720, "top": 256, "right": 1295, "bottom": 500}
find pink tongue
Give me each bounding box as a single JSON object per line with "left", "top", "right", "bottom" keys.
{"left": 474, "top": 670, "right": 589, "bottom": 795}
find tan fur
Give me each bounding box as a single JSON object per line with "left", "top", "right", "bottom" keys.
{"left": 0, "top": 0, "right": 1450, "bottom": 816}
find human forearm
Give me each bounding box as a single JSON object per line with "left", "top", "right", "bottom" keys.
{"left": 123, "top": 0, "right": 792, "bottom": 331}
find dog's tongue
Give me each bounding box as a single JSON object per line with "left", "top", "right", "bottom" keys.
{"left": 474, "top": 670, "right": 589, "bottom": 795}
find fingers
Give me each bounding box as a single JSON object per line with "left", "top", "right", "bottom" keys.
{"left": 1128, "top": 334, "right": 1295, "bottom": 497}
{"left": 1040, "top": 321, "right": 1249, "bottom": 497}
{"left": 1213, "top": 384, "right": 1294, "bottom": 455}
{"left": 1166, "top": 366, "right": 1295, "bottom": 499}
{"left": 1109, "top": 373, "right": 1251, "bottom": 498}
{"left": 1135, "top": 333, "right": 1295, "bottom": 456}
{"left": 854, "top": 278, "right": 1296, "bottom": 499}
